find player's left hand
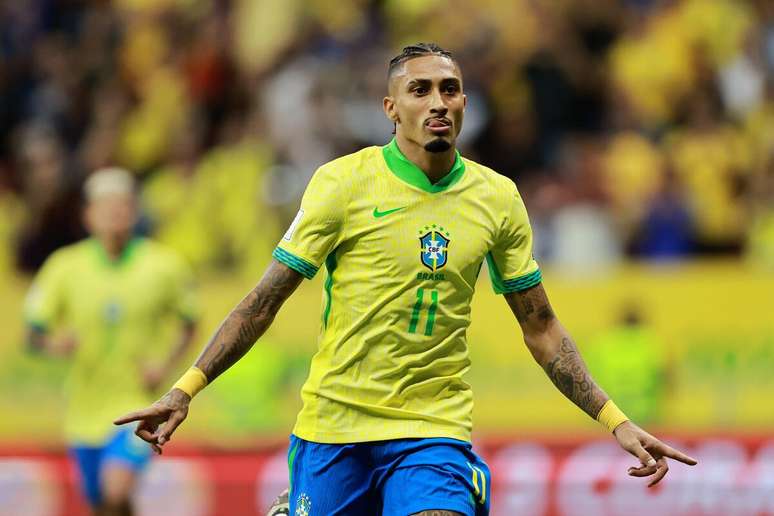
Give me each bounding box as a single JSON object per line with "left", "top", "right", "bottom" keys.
{"left": 113, "top": 388, "right": 191, "bottom": 454}
{"left": 612, "top": 420, "right": 698, "bottom": 487}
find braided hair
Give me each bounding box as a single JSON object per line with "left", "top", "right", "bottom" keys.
{"left": 387, "top": 43, "right": 456, "bottom": 79}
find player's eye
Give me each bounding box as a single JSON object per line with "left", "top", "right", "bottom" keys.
{"left": 444, "top": 85, "right": 459, "bottom": 94}
{"left": 413, "top": 87, "right": 428, "bottom": 95}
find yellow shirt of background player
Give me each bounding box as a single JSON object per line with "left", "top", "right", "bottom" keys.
{"left": 25, "top": 238, "right": 198, "bottom": 445}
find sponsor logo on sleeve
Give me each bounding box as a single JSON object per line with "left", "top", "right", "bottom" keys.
{"left": 283, "top": 209, "right": 305, "bottom": 242}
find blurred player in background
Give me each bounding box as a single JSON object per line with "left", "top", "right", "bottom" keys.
{"left": 116, "top": 44, "right": 696, "bottom": 515}
{"left": 25, "top": 168, "right": 198, "bottom": 516}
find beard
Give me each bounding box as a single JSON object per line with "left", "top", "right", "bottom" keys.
{"left": 424, "top": 138, "right": 452, "bottom": 153}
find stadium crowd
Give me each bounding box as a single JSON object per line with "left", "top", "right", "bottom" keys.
{"left": 1, "top": 0, "right": 773, "bottom": 277}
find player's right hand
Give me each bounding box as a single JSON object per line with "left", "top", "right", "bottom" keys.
{"left": 613, "top": 420, "right": 698, "bottom": 487}
{"left": 113, "top": 388, "right": 191, "bottom": 454}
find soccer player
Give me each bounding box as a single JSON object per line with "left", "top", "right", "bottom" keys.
{"left": 115, "top": 44, "right": 697, "bottom": 516}
{"left": 25, "top": 168, "right": 199, "bottom": 516}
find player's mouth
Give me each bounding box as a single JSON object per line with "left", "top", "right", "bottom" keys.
{"left": 425, "top": 117, "right": 452, "bottom": 135}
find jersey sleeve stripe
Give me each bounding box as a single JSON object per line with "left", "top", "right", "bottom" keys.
{"left": 272, "top": 247, "right": 319, "bottom": 280}
{"left": 501, "top": 269, "right": 542, "bottom": 292}
{"left": 486, "top": 252, "right": 542, "bottom": 294}
{"left": 322, "top": 250, "right": 339, "bottom": 328}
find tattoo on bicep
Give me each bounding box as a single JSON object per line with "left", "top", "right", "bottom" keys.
{"left": 197, "top": 262, "right": 302, "bottom": 381}
{"left": 543, "top": 337, "right": 607, "bottom": 419}
{"left": 505, "top": 284, "right": 555, "bottom": 325}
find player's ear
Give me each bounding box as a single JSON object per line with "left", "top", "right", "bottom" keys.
{"left": 463, "top": 93, "right": 467, "bottom": 110}
{"left": 383, "top": 96, "right": 399, "bottom": 124}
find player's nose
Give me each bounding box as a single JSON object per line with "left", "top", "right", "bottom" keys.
{"left": 428, "top": 88, "right": 447, "bottom": 114}
{"left": 429, "top": 101, "right": 448, "bottom": 116}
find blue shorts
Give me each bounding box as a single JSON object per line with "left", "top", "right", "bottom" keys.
{"left": 287, "top": 435, "right": 491, "bottom": 516}
{"left": 69, "top": 427, "right": 152, "bottom": 506}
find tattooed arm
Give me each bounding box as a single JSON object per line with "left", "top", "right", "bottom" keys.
{"left": 505, "top": 283, "right": 697, "bottom": 486}
{"left": 504, "top": 283, "right": 608, "bottom": 419}
{"left": 193, "top": 261, "right": 302, "bottom": 381}
{"left": 114, "top": 261, "right": 303, "bottom": 452}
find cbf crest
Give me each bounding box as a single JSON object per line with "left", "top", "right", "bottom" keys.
{"left": 295, "top": 493, "right": 311, "bottom": 516}
{"left": 418, "top": 225, "right": 451, "bottom": 272}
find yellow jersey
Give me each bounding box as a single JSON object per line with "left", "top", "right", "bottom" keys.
{"left": 273, "top": 139, "right": 541, "bottom": 443}
{"left": 25, "top": 238, "right": 198, "bottom": 445}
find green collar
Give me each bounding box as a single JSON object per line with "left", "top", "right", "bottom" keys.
{"left": 382, "top": 138, "right": 465, "bottom": 193}
{"left": 92, "top": 237, "right": 141, "bottom": 268}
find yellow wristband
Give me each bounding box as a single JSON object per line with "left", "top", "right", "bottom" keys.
{"left": 596, "top": 400, "right": 629, "bottom": 433}
{"left": 172, "top": 366, "right": 208, "bottom": 398}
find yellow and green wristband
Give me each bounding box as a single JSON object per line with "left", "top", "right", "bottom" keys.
{"left": 596, "top": 400, "right": 629, "bottom": 433}
{"left": 172, "top": 366, "right": 208, "bottom": 398}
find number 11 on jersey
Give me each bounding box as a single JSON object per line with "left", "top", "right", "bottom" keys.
{"left": 408, "top": 288, "right": 438, "bottom": 336}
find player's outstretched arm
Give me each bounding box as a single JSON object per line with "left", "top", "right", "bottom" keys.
{"left": 192, "top": 260, "right": 302, "bottom": 381}
{"left": 504, "top": 284, "right": 697, "bottom": 486}
{"left": 114, "top": 260, "right": 303, "bottom": 453}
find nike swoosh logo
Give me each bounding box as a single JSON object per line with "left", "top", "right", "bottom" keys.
{"left": 373, "top": 206, "right": 406, "bottom": 218}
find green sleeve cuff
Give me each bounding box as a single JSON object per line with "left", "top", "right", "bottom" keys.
{"left": 487, "top": 252, "right": 543, "bottom": 294}
{"left": 500, "top": 268, "right": 542, "bottom": 293}
{"left": 26, "top": 321, "right": 49, "bottom": 334}
{"left": 178, "top": 312, "right": 199, "bottom": 324}
{"left": 272, "top": 247, "right": 319, "bottom": 280}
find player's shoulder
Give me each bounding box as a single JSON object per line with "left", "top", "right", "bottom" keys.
{"left": 461, "top": 156, "right": 520, "bottom": 198}
{"left": 43, "top": 239, "right": 93, "bottom": 268}
{"left": 315, "top": 146, "right": 382, "bottom": 180}
{"left": 32, "top": 239, "right": 98, "bottom": 282}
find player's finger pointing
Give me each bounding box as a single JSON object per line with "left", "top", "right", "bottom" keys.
{"left": 114, "top": 407, "right": 157, "bottom": 425}
{"left": 656, "top": 442, "right": 698, "bottom": 466}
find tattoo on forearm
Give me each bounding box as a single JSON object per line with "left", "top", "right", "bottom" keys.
{"left": 505, "top": 284, "right": 607, "bottom": 419}
{"left": 195, "top": 262, "right": 302, "bottom": 381}
{"left": 505, "top": 283, "right": 555, "bottom": 325}
{"left": 543, "top": 337, "right": 608, "bottom": 419}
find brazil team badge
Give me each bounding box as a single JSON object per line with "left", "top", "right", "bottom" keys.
{"left": 295, "top": 493, "right": 311, "bottom": 516}
{"left": 419, "top": 225, "right": 450, "bottom": 272}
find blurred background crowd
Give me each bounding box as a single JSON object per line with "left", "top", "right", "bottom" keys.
{"left": 2, "top": 3, "right": 774, "bottom": 514}
{"left": 1, "top": 0, "right": 773, "bottom": 447}
{"left": 2, "top": 0, "right": 774, "bottom": 278}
